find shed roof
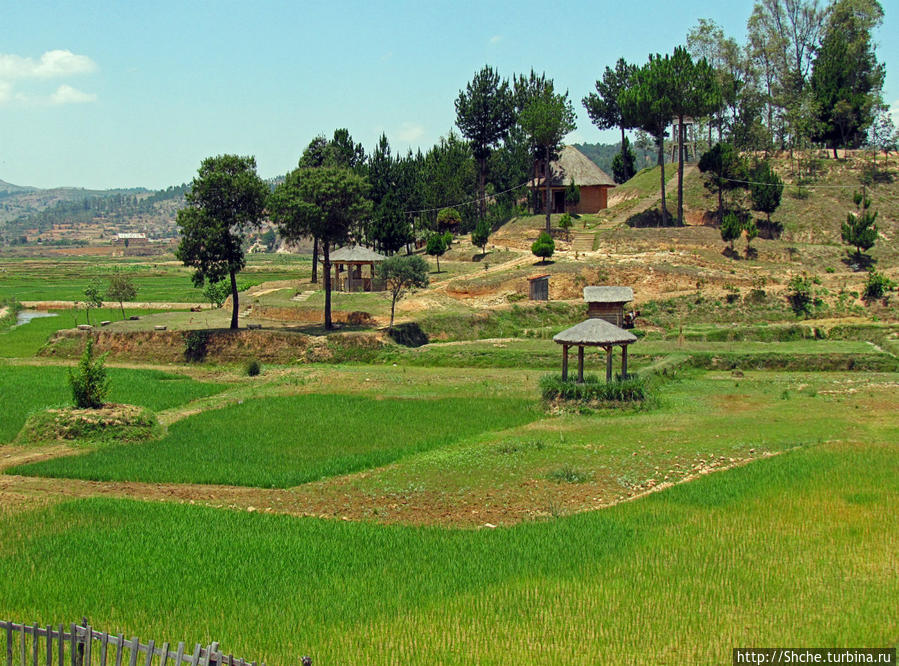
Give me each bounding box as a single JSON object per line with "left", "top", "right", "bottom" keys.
{"left": 553, "top": 318, "right": 637, "bottom": 347}
{"left": 528, "top": 274, "right": 550, "bottom": 282}
{"left": 583, "top": 286, "right": 634, "bottom": 303}
{"left": 531, "top": 145, "right": 616, "bottom": 188}
{"left": 327, "top": 245, "right": 386, "bottom": 262}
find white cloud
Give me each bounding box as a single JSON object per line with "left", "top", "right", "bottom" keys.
{"left": 489, "top": 35, "right": 503, "bottom": 45}
{"left": 0, "top": 49, "right": 97, "bottom": 79}
{"left": 0, "top": 81, "right": 10, "bottom": 104}
{"left": 396, "top": 122, "right": 425, "bottom": 142}
{"left": 50, "top": 84, "right": 97, "bottom": 105}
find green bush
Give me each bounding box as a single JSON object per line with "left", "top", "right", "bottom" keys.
{"left": 863, "top": 270, "right": 896, "bottom": 302}
{"left": 245, "top": 359, "right": 261, "bottom": 376}
{"left": 68, "top": 338, "right": 110, "bottom": 409}
{"left": 184, "top": 330, "right": 210, "bottom": 362}
{"left": 531, "top": 231, "right": 555, "bottom": 263}
{"left": 539, "top": 374, "right": 646, "bottom": 402}
{"left": 388, "top": 322, "right": 429, "bottom": 347}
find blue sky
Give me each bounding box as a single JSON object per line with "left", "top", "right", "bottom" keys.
{"left": 1, "top": 0, "right": 896, "bottom": 190}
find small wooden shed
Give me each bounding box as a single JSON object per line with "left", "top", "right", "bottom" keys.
{"left": 323, "top": 246, "right": 387, "bottom": 292}
{"left": 553, "top": 318, "right": 637, "bottom": 383}
{"left": 528, "top": 274, "right": 550, "bottom": 301}
{"left": 584, "top": 286, "right": 634, "bottom": 327}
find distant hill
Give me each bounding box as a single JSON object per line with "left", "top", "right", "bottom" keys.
{"left": 574, "top": 142, "right": 660, "bottom": 179}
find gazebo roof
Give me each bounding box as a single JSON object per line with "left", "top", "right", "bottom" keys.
{"left": 583, "top": 286, "right": 634, "bottom": 303}
{"left": 553, "top": 318, "right": 637, "bottom": 347}
{"left": 327, "top": 245, "right": 386, "bottom": 263}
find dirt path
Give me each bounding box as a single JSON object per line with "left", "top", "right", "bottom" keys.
{"left": 602, "top": 165, "right": 697, "bottom": 228}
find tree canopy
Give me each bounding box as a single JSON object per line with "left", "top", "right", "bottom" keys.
{"left": 380, "top": 254, "right": 429, "bottom": 330}
{"left": 268, "top": 166, "right": 372, "bottom": 329}
{"left": 175, "top": 154, "right": 268, "bottom": 329}
{"left": 584, "top": 58, "right": 637, "bottom": 180}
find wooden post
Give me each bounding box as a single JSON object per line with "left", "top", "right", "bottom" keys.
{"left": 606, "top": 346, "right": 613, "bottom": 383}
{"left": 561, "top": 344, "right": 569, "bottom": 381}
{"left": 621, "top": 344, "right": 628, "bottom": 379}
{"left": 577, "top": 346, "right": 584, "bottom": 383}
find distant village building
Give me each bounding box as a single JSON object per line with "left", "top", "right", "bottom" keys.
{"left": 584, "top": 286, "right": 634, "bottom": 327}
{"left": 113, "top": 232, "right": 152, "bottom": 256}
{"left": 530, "top": 145, "right": 616, "bottom": 215}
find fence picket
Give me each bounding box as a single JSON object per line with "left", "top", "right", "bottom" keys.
{"left": 190, "top": 645, "right": 201, "bottom": 666}
{"left": 99, "top": 632, "right": 108, "bottom": 666}
{"left": 19, "top": 625, "right": 25, "bottom": 666}
{"left": 113, "top": 635, "right": 123, "bottom": 666}
{"left": 173, "top": 644, "right": 183, "bottom": 666}
{"left": 69, "top": 625, "right": 76, "bottom": 666}
{"left": 144, "top": 640, "right": 154, "bottom": 666}
{"left": 57, "top": 626, "right": 64, "bottom": 666}
{"left": 158, "top": 643, "right": 169, "bottom": 666}
{"left": 83, "top": 627, "right": 91, "bottom": 666}
{"left": 6, "top": 621, "right": 12, "bottom": 666}
{"left": 127, "top": 638, "right": 138, "bottom": 666}
{"left": 31, "top": 623, "right": 37, "bottom": 666}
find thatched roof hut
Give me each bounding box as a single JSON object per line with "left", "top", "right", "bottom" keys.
{"left": 584, "top": 286, "right": 634, "bottom": 326}
{"left": 553, "top": 318, "right": 637, "bottom": 382}
{"left": 321, "top": 246, "right": 387, "bottom": 292}
{"left": 530, "top": 146, "right": 616, "bottom": 215}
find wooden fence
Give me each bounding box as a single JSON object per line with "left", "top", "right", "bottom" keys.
{"left": 0, "top": 622, "right": 268, "bottom": 666}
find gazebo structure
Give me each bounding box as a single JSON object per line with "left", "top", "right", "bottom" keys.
{"left": 553, "top": 318, "right": 637, "bottom": 383}
{"left": 322, "top": 246, "right": 387, "bottom": 292}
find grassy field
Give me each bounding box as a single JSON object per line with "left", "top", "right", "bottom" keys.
{"left": 0, "top": 437, "right": 895, "bottom": 664}
{"left": 0, "top": 364, "right": 230, "bottom": 443}
{"left": 0, "top": 255, "right": 312, "bottom": 303}
{"left": 13, "top": 394, "right": 539, "bottom": 487}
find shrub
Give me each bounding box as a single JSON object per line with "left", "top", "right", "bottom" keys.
{"left": 558, "top": 213, "right": 573, "bottom": 240}
{"left": 245, "top": 359, "right": 261, "bottom": 376}
{"left": 68, "top": 338, "right": 110, "bottom": 409}
{"left": 531, "top": 231, "right": 555, "bottom": 263}
{"left": 540, "top": 374, "right": 646, "bottom": 403}
{"left": 863, "top": 270, "right": 896, "bottom": 302}
{"left": 387, "top": 322, "right": 429, "bottom": 347}
{"left": 720, "top": 211, "right": 743, "bottom": 251}
{"left": 470, "top": 218, "right": 490, "bottom": 255}
{"left": 184, "top": 330, "right": 210, "bottom": 362}
{"left": 787, "top": 274, "right": 822, "bottom": 317}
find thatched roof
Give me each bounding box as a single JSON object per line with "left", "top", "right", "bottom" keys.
{"left": 327, "top": 246, "right": 386, "bottom": 263}
{"left": 553, "top": 319, "right": 637, "bottom": 347}
{"left": 532, "top": 146, "right": 616, "bottom": 188}
{"left": 583, "top": 286, "right": 634, "bottom": 303}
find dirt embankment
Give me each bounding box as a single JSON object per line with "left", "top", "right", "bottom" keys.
{"left": 39, "top": 328, "right": 387, "bottom": 364}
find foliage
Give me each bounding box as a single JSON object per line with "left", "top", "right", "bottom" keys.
{"left": 518, "top": 85, "right": 577, "bottom": 231}
{"left": 531, "top": 231, "right": 555, "bottom": 263}
{"left": 862, "top": 270, "right": 896, "bottom": 302}
{"left": 611, "top": 137, "right": 637, "bottom": 184}
{"left": 749, "top": 160, "right": 784, "bottom": 227}
{"left": 106, "top": 269, "right": 138, "bottom": 320}
{"left": 202, "top": 279, "right": 230, "bottom": 308}
{"left": 269, "top": 166, "right": 372, "bottom": 330}
{"left": 619, "top": 54, "right": 676, "bottom": 224}
{"left": 720, "top": 212, "right": 744, "bottom": 250}
{"left": 841, "top": 190, "right": 878, "bottom": 258}
{"left": 455, "top": 66, "right": 515, "bottom": 222}
{"left": 183, "top": 330, "right": 210, "bottom": 363}
{"left": 787, "top": 273, "right": 823, "bottom": 317}
{"left": 68, "top": 338, "right": 110, "bottom": 409}
{"left": 558, "top": 213, "right": 573, "bottom": 240}
{"left": 698, "top": 143, "right": 748, "bottom": 222}
{"left": 387, "top": 322, "right": 429, "bottom": 347}
{"left": 379, "top": 254, "right": 430, "bottom": 329}
{"left": 564, "top": 179, "right": 580, "bottom": 206}
{"left": 436, "top": 207, "right": 462, "bottom": 233}
{"left": 245, "top": 359, "right": 262, "bottom": 377}
{"left": 539, "top": 374, "right": 647, "bottom": 402}
{"left": 17, "top": 405, "right": 160, "bottom": 446}
{"left": 175, "top": 155, "right": 268, "bottom": 329}
{"left": 82, "top": 278, "right": 104, "bottom": 325}
{"left": 425, "top": 232, "right": 448, "bottom": 272}
{"left": 471, "top": 217, "right": 490, "bottom": 255}
{"left": 743, "top": 217, "right": 759, "bottom": 251}
{"left": 810, "top": 0, "right": 885, "bottom": 153}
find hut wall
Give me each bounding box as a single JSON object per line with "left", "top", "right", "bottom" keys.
{"left": 587, "top": 302, "right": 625, "bottom": 326}
{"left": 529, "top": 277, "right": 549, "bottom": 301}
{"left": 572, "top": 186, "right": 610, "bottom": 214}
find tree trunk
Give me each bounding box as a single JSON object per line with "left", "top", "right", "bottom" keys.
{"left": 544, "top": 149, "right": 552, "bottom": 233}
{"left": 120, "top": 302, "right": 126, "bottom": 320}
{"left": 657, "top": 137, "right": 668, "bottom": 226}
{"left": 833, "top": 145, "right": 838, "bottom": 160}
{"left": 311, "top": 237, "right": 319, "bottom": 283}
{"left": 436, "top": 254, "right": 440, "bottom": 273}
{"left": 229, "top": 269, "right": 239, "bottom": 330}
{"left": 323, "top": 243, "right": 333, "bottom": 330}
{"left": 478, "top": 157, "right": 487, "bottom": 221}
{"left": 677, "top": 114, "right": 685, "bottom": 226}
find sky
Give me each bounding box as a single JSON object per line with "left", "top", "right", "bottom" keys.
{"left": 1, "top": 0, "right": 897, "bottom": 190}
